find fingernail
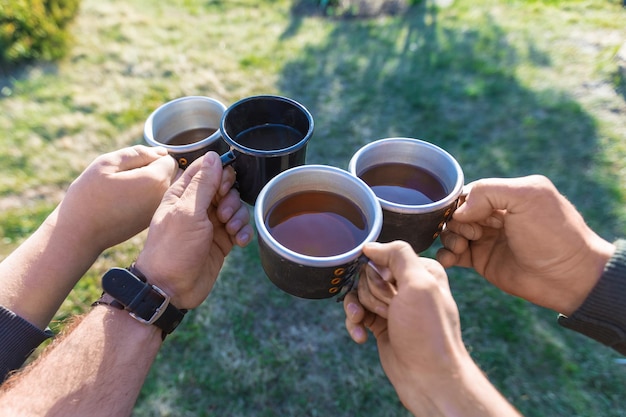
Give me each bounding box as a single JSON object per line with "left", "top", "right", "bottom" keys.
{"left": 220, "top": 183, "right": 232, "bottom": 197}
{"left": 485, "top": 215, "right": 504, "bottom": 228}
{"left": 351, "top": 326, "right": 366, "bottom": 342}
{"left": 375, "top": 305, "right": 387, "bottom": 316}
{"left": 347, "top": 302, "right": 360, "bottom": 318}
{"left": 203, "top": 152, "right": 218, "bottom": 167}
{"left": 238, "top": 232, "right": 251, "bottom": 246}
{"left": 460, "top": 223, "right": 476, "bottom": 239}
{"left": 221, "top": 207, "right": 234, "bottom": 221}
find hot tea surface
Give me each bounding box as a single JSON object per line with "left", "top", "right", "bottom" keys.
{"left": 165, "top": 127, "right": 217, "bottom": 146}
{"left": 266, "top": 191, "right": 368, "bottom": 257}
{"left": 360, "top": 162, "right": 447, "bottom": 205}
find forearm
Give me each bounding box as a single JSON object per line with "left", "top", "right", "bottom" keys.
{"left": 398, "top": 359, "right": 523, "bottom": 417}
{"left": 0, "top": 305, "right": 162, "bottom": 417}
{"left": 0, "top": 208, "right": 103, "bottom": 329}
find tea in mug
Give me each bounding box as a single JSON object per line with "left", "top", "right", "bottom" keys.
{"left": 266, "top": 190, "right": 368, "bottom": 257}
{"left": 166, "top": 127, "right": 218, "bottom": 146}
{"left": 359, "top": 163, "right": 447, "bottom": 205}
{"left": 235, "top": 124, "right": 302, "bottom": 151}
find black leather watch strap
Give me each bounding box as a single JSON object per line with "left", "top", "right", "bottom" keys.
{"left": 100, "top": 267, "right": 186, "bottom": 335}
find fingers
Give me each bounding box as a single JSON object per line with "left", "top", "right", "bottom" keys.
{"left": 453, "top": 175, "right": 553, "bottom": 223}
{"left": 164, "top": 152, "right": 222, "bottom": 210}
{"left": 357, "top": 264, "right": 396, "bottom": 319}
{"left": 435, "top": 247, "right": 461, "bottom": 269}
{"left": 142, "top": 151, "right": 179, "bottom": 184}
{"left": 219, "top": 166, "right": 237, "bottom": 198}
{"left": 343, "top": 290, "right": 388, "bottom": 344}
{"left": 216, "top": 186, "right": 254, "bottom": 247}
{"left": 361, "top": 241, "right": 418, "bottom": 289}
{"left": 439, "top": 226, "right": 470, "bottom": 253}
{"left": 343, "top": 291, "right": 368, "bottom": 344}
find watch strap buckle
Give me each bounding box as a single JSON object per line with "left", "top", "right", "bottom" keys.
{"left": 100, "top": 267, "right": 186, "bottom": 337}
{"left": 129, "top": 284, "right": 170, "bottom": 325}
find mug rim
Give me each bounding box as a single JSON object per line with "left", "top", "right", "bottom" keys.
{"left": 220, "top": 95, "right": 314, "bottom": 157}
{"left": 348, "top": 137, "right": 465, "bottom": 214}
{"left": 144, "top": 96, "right": 226, "bottom": 153}
{"left": 254, "top": 164, "right": 383, "bottom": 267}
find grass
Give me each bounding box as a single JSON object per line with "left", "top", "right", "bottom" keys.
{"left": 1, "top": 0, "right": 626, "bottom": 416}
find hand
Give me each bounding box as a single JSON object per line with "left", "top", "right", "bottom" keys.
{"left": 436, "top": 175, "right": 615, "bottom": 315}
{"left": 343, "top": 241, "right": 523, "bottom": 417}
{"left": 344, "top": 241, "right": 520, "bottom": 417}
{"left": 344, "top": 241, "right": 466, "bottom": 380}
{"left": 0, "top": 146, "right": 179, "bottom": 328}
{"left": 51, "top": 145, "right": 178, "bottom": 252}
{"left": 135, "top": 152, "right": 253, "bottom": 309}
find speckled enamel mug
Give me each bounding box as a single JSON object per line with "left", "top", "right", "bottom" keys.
{"left": 348, "top": 137, "right": 464, "bottom": 253}
{"left": 255, "top": 165, "right": 383, "bottom": 299}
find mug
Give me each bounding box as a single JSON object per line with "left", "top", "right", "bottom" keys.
{"left": 254, "top": 165, "right": 383, "bottom": 299}
{"left": 143, "top": 96, "right": 228, "bottom": 169}
{"left": 219, "top": 95, "right": 314, "bottom": 205}
{"left": 348, "top": 137, "right": 464, "bottom": 253}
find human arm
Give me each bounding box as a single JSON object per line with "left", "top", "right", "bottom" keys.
{"left": 0, "top": 145, "right": 178, "bottom": 330}
{"left": 435, "top": 175, "right": 626, "bottom": 354}
{"left": 436, "top": 175, "right": 615, "bottom": 316}
{"left": 0, "top": 305, "right": 163, "bottom": 417}
{"left": 343, "top": 241, "right": 522, "bottom": 417}
{"left": 0, "top": 151, "right": 252, "bottom": 416}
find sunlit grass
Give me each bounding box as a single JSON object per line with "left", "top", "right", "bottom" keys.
{"left": 1, "top": 0, "right": 625, "bottom": 416}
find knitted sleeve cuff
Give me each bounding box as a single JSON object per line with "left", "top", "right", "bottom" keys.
{"left": 0, "top": 305, "right": 53, "bottom": 382}
{"left": 557, "top": 239, "right": 626, "bottom": 355}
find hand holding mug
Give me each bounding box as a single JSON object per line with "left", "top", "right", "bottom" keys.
{"left": 343, "top": 241, "right": 522, "bottom": 416}
{"left": 436, "top": 175, "right": 616, "bottom": 315}
{"left": 136, "top": 152, "right": 253, "bottom": 309}
{"left": 54, "top": 145, "right": 178, "bottom": 253}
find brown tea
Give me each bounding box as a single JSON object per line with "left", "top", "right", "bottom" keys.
{"left": 359, "top": 163, "right": 447, "bottom": 205}
{"left": 235, "top": 124, "right": 302, "bottom": 151}
{"left": 165, "top": 127, "right": 217, "bottom": 146}
{"left": 266, "top": 191, "right": 368, "bottom": 257}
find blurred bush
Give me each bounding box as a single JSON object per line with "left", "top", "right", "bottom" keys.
{"left": 0, "top": 0, "right": 81, "bottom": 68}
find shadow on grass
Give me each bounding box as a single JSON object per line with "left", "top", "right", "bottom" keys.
{"left": 273, "top": 3, "right": 626, "bottom": 417}
{"left": 279, "top": 3, "right": 623, "bottom": 238}
{"left": 137, "top": 3, "right": 626, "bottom": 417}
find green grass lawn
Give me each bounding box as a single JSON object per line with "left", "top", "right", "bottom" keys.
{"left": 1, "top": 0, "right": 626, "bottom": 416}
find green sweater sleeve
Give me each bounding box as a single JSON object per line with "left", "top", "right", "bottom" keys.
{"left": 557, "top": 239, "right": 626, "bottom": 355}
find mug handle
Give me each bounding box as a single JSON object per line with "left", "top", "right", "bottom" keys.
{"left": 335, "top": 254, "right": 370, "bottom": 302}
{"left": 220, "top": 149, "right": 238, "bottom": 167}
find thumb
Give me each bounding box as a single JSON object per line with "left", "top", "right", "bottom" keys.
{"left": 145, "top": 152, "right": 179, "bottom": 185}
{"left": 107, "top": 145, "right": 169, "bottom": 172}
{"left": 363, "top": 241, "right": 421, "bottom": 290}
{"left": 175, "top": 152, "right": 222, "bottom": 213}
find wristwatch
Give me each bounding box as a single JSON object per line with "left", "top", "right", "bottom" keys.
{"left": 94, "top": 266, "right": 187, "bottom": 339}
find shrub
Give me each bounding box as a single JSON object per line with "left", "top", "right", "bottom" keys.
{"left": 0, "top": 0, "right": 81, "bottom": 68}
